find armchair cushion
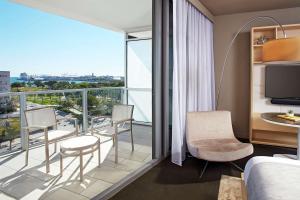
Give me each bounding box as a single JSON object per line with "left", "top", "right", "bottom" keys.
{"left": 186, "top": 111, "right": 254, "bottom": 162}
{"left": 188, "top": 138, "right": 253, "bottom": 162}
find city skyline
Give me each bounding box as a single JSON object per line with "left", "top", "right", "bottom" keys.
{"left": 0, "top": 0, "right": 125, "bottom": 77}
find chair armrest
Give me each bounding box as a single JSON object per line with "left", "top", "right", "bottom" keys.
{"left": 57, "top": 117, "right": 78, "bottom": 125}
{"left": 22, "top": 125, "right": 48, "bottom": 131}
{"left": 112, "top": 118, "right": 133, "bottom": 125}
{"left": 91, "top": 115, "right": 111, "bottom": 122}
{"left": 91, "top": 116, "right": 111, "bottom": 127}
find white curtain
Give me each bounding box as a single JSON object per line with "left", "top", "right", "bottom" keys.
{"left": 172, "top": 0, "right": 215, "bottom": 166}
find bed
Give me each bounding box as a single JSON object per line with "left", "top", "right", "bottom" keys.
{"left": 244, "top": 156, "right": 300, "bottom": 200}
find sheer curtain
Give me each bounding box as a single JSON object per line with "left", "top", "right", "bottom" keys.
{"left": 172, "top": 0, "right": 215, "bottom": 166}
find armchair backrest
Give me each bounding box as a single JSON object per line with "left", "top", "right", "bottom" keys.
{"left": 112, "top": 105, "right": 134, "bottom": 121}
{"left": 25, "top": 107, "right": 57, "bottom": 128}
{"left": 186, "top": 111, "right": 235, "bottom": 143}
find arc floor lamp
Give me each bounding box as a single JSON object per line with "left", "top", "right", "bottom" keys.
{"left": 216, "top": 16, "right": 300, "bottom": 109}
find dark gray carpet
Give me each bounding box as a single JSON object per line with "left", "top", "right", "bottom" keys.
{"left": 109, "top": 144, "right": 296, "bottom": 200}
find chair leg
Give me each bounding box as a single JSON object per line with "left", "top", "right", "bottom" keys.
{"left": 25, "top": 131, "right": 29, "bottom": 166}
{"left": 60, "top": 150, "right": 63, "bottom": 177}
{"left": 80, "top": 150, "right": 83, "bottom": 182}
{"left": 76, "top": 125, "right": 79, "bottom": 136}
{"left": 54, "top": 142, "right": 57, "bottom": 153}
{"left": 199, "top": 161, "right": 209, "bottom": 179}
{"left": 45, "top": 141, "right": 50, "bottom": 173}
{"left": 112, "top": 137, "right": 115, "bottom": 147}
{"left": 230, "top": 162, "right": 244, "bottom": 172}
{"left": 130, "top": 128, "right": 134, "bottom": 152}
{"left": 115, "top": 135, "right": 118, "bottom": 164}
{"left": 98, "top": 140, "right": 101, "bottom": 167}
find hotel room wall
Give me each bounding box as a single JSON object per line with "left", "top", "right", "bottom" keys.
{"left": 214, "top": 7, "right": 300, "bottom": 139}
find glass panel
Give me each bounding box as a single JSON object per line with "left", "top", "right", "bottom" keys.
{"left": 0, "top": 95, "right": 20, "bottom": 154}
{"left": 127, "top": 38, "right": 152, "bottom": 125}
{"left": 127, "top": 39, "right": 152, "bottom": 89}
{"left": 128, "top": 90, "right": 152, "bottom": 123}
{"left": 87, "top": 88, "right": 124, "bottom": 127}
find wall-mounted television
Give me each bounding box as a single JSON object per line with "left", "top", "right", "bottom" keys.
{"left": 265, "top": 65, "right": 300, "bottom": 105}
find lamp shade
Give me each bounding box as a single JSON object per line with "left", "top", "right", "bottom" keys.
{"left": 262, "top": 36, "right": 300, "bottom": 63}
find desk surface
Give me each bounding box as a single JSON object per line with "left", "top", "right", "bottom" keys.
{"left": 261, "top": 112, "right": 300, "bottom": 128}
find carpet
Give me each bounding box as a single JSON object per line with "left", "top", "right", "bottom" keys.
{"left": 218, "top": 175, "right": 243, "bottom": 200}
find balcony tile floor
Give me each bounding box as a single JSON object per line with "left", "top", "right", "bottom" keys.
{"left": 0, "top": 125, "right": 152, "bottom": 200}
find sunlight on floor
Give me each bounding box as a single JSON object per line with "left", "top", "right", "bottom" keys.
{"left": 0, "top": 129, "right": 152, "bottom": 200}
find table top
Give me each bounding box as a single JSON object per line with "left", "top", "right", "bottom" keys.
{"left": 261, "top": 112, "right": 300, "bottom": 128}
{"left": 60, "top": 135, "right": 99, "bottom": 150}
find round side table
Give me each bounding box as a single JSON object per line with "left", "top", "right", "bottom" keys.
{"left": 261, "top": 112, "right": 300, "bottom": 160}
{"left": 60, "top": 135, "right": 100, "bottom": 181}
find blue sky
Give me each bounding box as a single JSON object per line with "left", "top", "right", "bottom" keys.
{"left": 0, "top": 0, "right": 124, "bottom": 77}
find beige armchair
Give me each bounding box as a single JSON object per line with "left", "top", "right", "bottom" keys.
{"left": 24, "top": 107, "right": 79, "bottom": 173}
{"left": 186, "top": 111, "right": 253, "bottom": 177}
{"left": 91, "top": 104, "right": 134, "bottom": 164}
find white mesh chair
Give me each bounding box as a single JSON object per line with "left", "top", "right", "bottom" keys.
{"left": 91, "top": 104, "right": 134, "bottom": 164}
{"left": 24, "top": 107, "right": 79, "bottom": 173}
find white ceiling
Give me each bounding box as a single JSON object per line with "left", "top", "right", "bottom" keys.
{"left": 199, "top": 0, "right": 300, "bottom": 16}
{"left": 12, "top": 0, "right": 152, "bottom": 33}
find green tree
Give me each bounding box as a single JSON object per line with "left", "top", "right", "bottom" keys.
{"left": 34, "top": 80, "right": 44, "bottom": 87}
{"left": 44, "top": 81, "right": 58, "bottom": 90}
{"left": 11, "top": 82, "right": 25, "bottom": 88}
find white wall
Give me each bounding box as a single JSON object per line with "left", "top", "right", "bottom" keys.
{"left": 214, "top": 7, "right": 300, "bottom": 138}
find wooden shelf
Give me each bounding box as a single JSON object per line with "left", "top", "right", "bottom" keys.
{"left": 251, "top": 139, "right": 297, "bottom": 148}
{"left": 250, "top": 24, "right": 300, "bottom": 148}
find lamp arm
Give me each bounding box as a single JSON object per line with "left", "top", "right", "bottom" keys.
{"left": 216, "top": 16, "right": 286, "bottom": 109}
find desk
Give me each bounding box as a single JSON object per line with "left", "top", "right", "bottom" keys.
{"left": 261, "top": 113, "right": 300, "bottom": 160}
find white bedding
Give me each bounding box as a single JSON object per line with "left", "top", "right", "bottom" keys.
{"left": 244, "top": 156, "right": 300, "bottom": 185}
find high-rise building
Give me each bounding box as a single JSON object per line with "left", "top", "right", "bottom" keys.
{"left": 0, "top": 71, "right": 10, "bottom": 109}
{"left": 0, "top": 71, "right": 10, "bottom": 93}
{"left": 20, "top": 72, "right": 29, "bottom": 81}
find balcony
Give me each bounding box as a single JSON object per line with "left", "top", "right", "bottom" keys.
{"left": 0, "top": 88, "right": 152, "bottom": 200}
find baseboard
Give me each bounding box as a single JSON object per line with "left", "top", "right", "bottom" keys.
{"left": 92, "top": 158, "right": 163, "bottom": 200}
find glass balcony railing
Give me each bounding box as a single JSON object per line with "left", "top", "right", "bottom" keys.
{"left": 0, "top": 87, "right": 151, "bottom": 155}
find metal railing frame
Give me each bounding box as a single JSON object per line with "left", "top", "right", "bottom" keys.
{"left": 0, "top": 87, "right": 151, "bottom": 150}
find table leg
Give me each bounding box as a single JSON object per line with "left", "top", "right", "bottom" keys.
{"left": 80, "top": 150, "right": 83, "bottom": 182}
{"left": 297, "top": 128, "right": 300, "bottom": 160}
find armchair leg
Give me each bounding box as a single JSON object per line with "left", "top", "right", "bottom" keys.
{"left": 45, "top": 141, "right": 50, "bottom": 173}
{"left": 199, "top": 161, "right": 209, "bottom": 179}
{"left": 230, "top": 162, "right": 244, "bottom": 172}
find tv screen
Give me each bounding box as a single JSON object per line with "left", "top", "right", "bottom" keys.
{"left": 265, "top": 65, "right": 300, "bottom": 99}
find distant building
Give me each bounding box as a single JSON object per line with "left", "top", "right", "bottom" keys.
{"left": 113, "top": 76, "right": 125, "bottom": 81}
{"left": 20, "top": 72, "right": 29, "bottom": 81}
{"left": 0, "top": 71, "right": 10, "bottom": 92}
{"left": 0, "top": 71, "right": 10, "bottom": 109}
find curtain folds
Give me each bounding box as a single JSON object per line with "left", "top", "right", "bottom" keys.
{"left": 172, "top": 0, "right": 215, "bottom": 166}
